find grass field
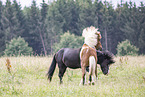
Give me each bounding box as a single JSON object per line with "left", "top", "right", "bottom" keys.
{"left": 0, "top": 56, "right": 145, "bottom": 97}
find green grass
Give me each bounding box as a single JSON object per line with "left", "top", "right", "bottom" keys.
{"left": 0, "top": 56, "right": 145, "bottom": 97}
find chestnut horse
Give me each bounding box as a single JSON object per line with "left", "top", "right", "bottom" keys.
{"left": 80, "top": 26, "right": 102, "bottom": 85}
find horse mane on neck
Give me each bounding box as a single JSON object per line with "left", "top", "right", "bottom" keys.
{"left": 82, "top": 26, "right": 101, "bottom": 48}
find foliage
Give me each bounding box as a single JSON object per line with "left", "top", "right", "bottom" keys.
{"left": 0, "top": 0, "right": 145, "bottom": 55}
{"left": 4, "top": 37, "right": 33, "bottom": 56}
{"left": 52, "top": 32, "right": 84, "bottom": 53}
{"left": 117, "top": 40, "right": 139, "bottom": 56}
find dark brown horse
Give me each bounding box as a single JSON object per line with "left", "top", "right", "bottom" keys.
{"left": 47, "top": 48, "right": 115, "bottom": 84}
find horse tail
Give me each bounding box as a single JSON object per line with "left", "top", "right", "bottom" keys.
{"left": 47, "top": 54, "right": 57, "bottom": 82}
{"left": 89, "top": 56, "right": 96, "bottom": 76}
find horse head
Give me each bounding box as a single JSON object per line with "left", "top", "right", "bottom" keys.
{"left": 97, "top": 50, "right": 115, "bottom": 75}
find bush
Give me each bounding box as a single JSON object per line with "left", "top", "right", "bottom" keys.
{"left": 52, "top": 32, "right": 84, "bottom": 53}
{"left": 4, "top": 37, "right": 33, "bottom": 56}
{"left": 117, "top": 39, "right": 139, "bottom": 56}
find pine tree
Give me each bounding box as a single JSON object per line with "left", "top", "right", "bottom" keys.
{"left": 40, "top": 0, "right": 48, "bottom": 55}
{"left": 0, "top": 0, "right": 5, "bottom": 56}
{"left": 45, "top": 1, "right": 64, "bottom": 54}
{"left": 93, "top": 0, "right": 104, "bottom": 28}
{"left": 12, "top": 0, "right": 26, "bottom": 37}
{"left": 138, "top": 29, "right": 145, "bottom": 54}
{"left": 79, "top": 0, "right": 94, "bottom": 29}
{"left": 101, "top": 1, "right": 113, "bottom": 51}
{"left": 1, "top": 0, "right": 21, "bottom": 41}
{"left": 60, "top": 0, "right": 80, "bottom": 35}
{"left": 0, "top": 0, "right": 3, "bottom": 30}
{"left": 138, "top": 2, "right": 145, "bottom": 54}
{"left": 25, "top": 0, "right": 42, "bottom": 55}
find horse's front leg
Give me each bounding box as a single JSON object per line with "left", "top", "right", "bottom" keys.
{"left": 80, "top": 66, "right": 86, "bottom": 85}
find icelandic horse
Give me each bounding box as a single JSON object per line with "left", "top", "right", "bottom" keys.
{"left": 80, "top": 26, "right": 102, "bottom": 85}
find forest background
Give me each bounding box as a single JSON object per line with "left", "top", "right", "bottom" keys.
{"left": 0, "top": 0, "right": 145, "bottom": 56}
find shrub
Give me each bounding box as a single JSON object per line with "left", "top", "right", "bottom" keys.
{"left": 52, "top": 32, "right": 84, "bottom": 53}
{"left": 117, "top": 39, "right": 139, "bottom": 56}
{"left": 4, "top": 37, "right": 33, "bottom": 56}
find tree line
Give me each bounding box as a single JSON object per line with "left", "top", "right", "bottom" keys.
{"left": 0, "top": 0, "right": 145, "bottom": 56}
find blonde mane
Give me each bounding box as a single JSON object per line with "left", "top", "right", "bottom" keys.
{"left": 82, "top": 26, "right": 101, "bottom": 48}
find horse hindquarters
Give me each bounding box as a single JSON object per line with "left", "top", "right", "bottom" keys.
{"left": 88, "top": 56, "right": 97, "bottom": 85}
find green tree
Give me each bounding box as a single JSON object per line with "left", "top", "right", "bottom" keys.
{"left": 138, "top": 29, "right": 145, "bottom": 54}
{"left": 60, "top": 0, "right": 80, "bottom": 35}
{"left": 119, "top": 2, "right": 145, "bottom": 54}
{"left": 25, "top": 0, "right": 42, "bottom": 55}
{"left": 137, "top": 2, "right": 145, "bottom": 54}
{"left": 0, "top": 0, "right": 5, "bottom": 56}
{"left": 1, "top": 0, "right": 21, "bottom": 41}
{"left": 79, "top": 0, "right": 94, "bottom": 29}
{"left": 38, "top": 0, "right": 49, "bottom": 56}
{"left": 45, "top": 1, "right": 64, "bottom": 54}
{"left": 4, "top": 37, "right": 33, "bottom": 56}
{"left": 117, "top": 39, "right": 139, "bottom": 56}
{"left": 93, "top": 0, "right": 104, "bottom": 28}
{"left": 102, "top": 1, "right": 116, "bottom": 53}
{"left": 0, "top": 0, "right": 3, "bottom": 29}
{"left": 12, "top": 0, "right": 26, "bottom": 36}
{"left": 52, "top": 32, "right": 84, "bottom": 53}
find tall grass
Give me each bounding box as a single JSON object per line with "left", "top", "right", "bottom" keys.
{"left": 0, "top": 56, "right": 145, "bottom": 97}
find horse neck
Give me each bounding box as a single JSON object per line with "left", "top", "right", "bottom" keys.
{"left": 83, "top": 42, "right": 96, "bottom": 48}
{"left": 83, "top": 44, "right": 95, "bottom": 49}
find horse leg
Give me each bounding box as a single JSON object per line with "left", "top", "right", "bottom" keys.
{"left": 58, "top": 65, "right": 67, "bottom": 84}
{"left": 88, "top": 65, "right": 92, "bottom": 85}
{"left": 91, "top": 64, "right": 97, "bottom": 85}
{"left": 95, "top": 65, "right": 98, "bottom": 83}
{"left": 80, "top": 66, "right": 86, "bottom": 85}
{"left": 89, "top": 70, "right": 95, "bottom": 85}
{"left": 88, "top": 75, "right": 92, "bottom": 85}
{"left": 88, "top": 56, "right": 96, "bottom": 85}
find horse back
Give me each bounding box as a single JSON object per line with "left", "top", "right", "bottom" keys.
{"left": 80, "top": 44, "right": 97, "bottom": 66}
{"left": 63, "top": 48, "right": 81, "bottom": 68}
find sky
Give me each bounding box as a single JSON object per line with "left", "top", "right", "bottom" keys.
{"left": 1, "top": 0, "right": 145, "bottom": 8}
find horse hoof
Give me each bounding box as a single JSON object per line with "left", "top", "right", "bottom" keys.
{"left": 92, "top": 82, "right": 95, "bottom": 85}
{"left": 60, "top": 81, "right": 63, "bottom": 84}
{"left": 84, "top": 83, "right": 87, "bottom": 85}
{"left": 88, "top": 81, "right": 91, "bottom": 85}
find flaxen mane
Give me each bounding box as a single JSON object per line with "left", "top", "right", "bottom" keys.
{"left": 82, "top": 26, "right": 101, "bottom": 48}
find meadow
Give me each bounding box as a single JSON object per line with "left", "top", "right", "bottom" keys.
{"left": 0, "top": 56, "right": 145, "bottom": 97}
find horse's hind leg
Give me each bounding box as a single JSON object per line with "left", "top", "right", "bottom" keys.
{"left": 95, "top": 66, "right": 98, "bottom": 83}
{"left": 88, "top": 65, "right": 92, "bottom": 85}
{"left": 91, "top": 65, "right": 97, "bottom": 85}
{"left": 88, "top": 75, "right": 92, "bottom": 85}
{"left": 88, "top": 71, "right": 95, "bottom": 85}
{"left": 80, "top": 66, "right": 86, "bottom": 85}
{"left": 58, "top": 65, "right": 67, "bottom": 84}
{"left": 88, "top": 56, "right": 96, "bottom": 85}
